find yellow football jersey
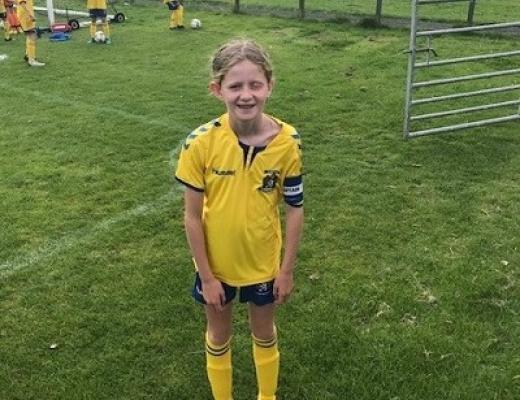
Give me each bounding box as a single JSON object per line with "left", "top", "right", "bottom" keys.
{"left": 175, "top": 113, "right": 303, "bottom": 286}
{"left": 16, "top": 0, "right": 35, "bottom": 31}
{"left": 15, "top": 0, "right": 32, "bottom": 12}
{"left": 87, "top": 0, "right": 106, "bottom": 9}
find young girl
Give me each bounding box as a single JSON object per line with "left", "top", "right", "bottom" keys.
{"left": 175, "top": 39, "right": 304, "bottom": 400}
{"left": 4, "top": 0, "right": 22, "bottom": 40}
{"left": 163, "top": 0, "right": 184, "bottom": 30}
{"left": 16, "top": 0, "right": 44, "bottom": 66}
{"left": 87, "top": 0, "right": 111, "bottom": 44}
{"left": 1, "top": 0, "right": 10, "bottom": 41}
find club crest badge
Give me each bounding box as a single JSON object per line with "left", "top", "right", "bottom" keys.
{"left": 258, "top": 171, "right": 279, "bottom": 192}
{"left": 256, "top": 283, "right": 269, "bottom": 294}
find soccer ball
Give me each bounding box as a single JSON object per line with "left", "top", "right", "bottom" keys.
{"left": 190, "top": 18, "right": 202, "bottom": 29}
{"left": 94, "top": 30, "right": 106, "bottom": 43}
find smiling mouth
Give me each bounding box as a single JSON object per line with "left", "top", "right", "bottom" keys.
{"left": 237, "top": 104, "right": 255, "bottom": 109}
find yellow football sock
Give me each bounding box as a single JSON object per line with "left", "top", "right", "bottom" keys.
{"left": 26, "top": 36, "right": 36, "bottom": 60}
{"left": 176, "top": 5, "right": 184, "bottom": 26}
{"left": 206, "top": 332, "right": 233, "bottom": 400}
{"left": 103, "top": 21, "right": 110, "bottom": 38}
{"left": 4, "top": 20, "right": 10, "bottom": 40}
{"left": 252, "top": 331, "right": 279, "bottom": 400}
{"left": 90, "top": 22, "right": 96, "bottom": 38}
{"left": 169, "top": 11, "right": 175, "bottom": 28}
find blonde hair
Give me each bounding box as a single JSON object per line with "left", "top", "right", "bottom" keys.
{"left": 210, "top": 38, "right": 274, "bottom": 84}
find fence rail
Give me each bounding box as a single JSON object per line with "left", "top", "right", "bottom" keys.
{"left": 403, "top": 0, "right": 520, "bottom": 139}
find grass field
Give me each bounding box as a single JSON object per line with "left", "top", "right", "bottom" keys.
{"left": 187, "top": 0, "right": 520, "bottom": 23}
{"left": 30, "top": 0, "right": 520, "bottom": 25}
{"left": 1, "top": 4, "right": 520, "bottom": 400}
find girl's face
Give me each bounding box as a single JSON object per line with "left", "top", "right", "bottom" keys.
{"left": 210, "top": 59, "right": 273, "bottom": 125}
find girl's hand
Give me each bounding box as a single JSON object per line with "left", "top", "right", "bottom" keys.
{"left": 274, "top": 270, "right": 294, "bottom": 305}
{"left": 202, "top": 278, "right": 226, "bottom": 312}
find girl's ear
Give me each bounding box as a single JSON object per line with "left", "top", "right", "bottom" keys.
{"left": 267, "top": 79, "right": 275, "bottom": 97}
{"left": 209, "top": 81, "right": 222, "bottom": 99}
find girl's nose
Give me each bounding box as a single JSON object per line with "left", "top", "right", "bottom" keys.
{"left": 239, "top": 89, "right": 253, "bottom": 99}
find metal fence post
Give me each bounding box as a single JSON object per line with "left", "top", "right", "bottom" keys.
{"left": 403, "top": 0, "right": 419, "bottom": 138}
{"left": 467, "top": 0, "right": 477, "bottom": 25}
{"left": 299, "top": 0, "right": 305, "bottom": 19}
{"left": 234, "top": 0, "right": 240, "bottom": 13}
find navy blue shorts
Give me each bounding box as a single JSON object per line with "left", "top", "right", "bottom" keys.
{"left": 89, "top": 9, "right": 107, "bottom": 20}
{"left": 192, "top": 273, "right": 275, "bottom": 306}
{"left": 166, "top": 1, "right": 179, "bottom": 10}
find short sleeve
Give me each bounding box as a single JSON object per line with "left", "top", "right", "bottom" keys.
{"left": 175, "top": 132, "right": 206, "bottom": 192}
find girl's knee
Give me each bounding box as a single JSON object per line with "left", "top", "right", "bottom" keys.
{"left": 248, "top": 304, "right": 276, "bottom": 340}
{"left": 207, "top": 329, "right": 232, "bottom": 346}
{"left": 250, "top": 324, "right": 276, "bottom": 341}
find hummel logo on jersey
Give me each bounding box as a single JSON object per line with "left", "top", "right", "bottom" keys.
{"left": 258, "top": 171, "right": 279, "bottom": 192}
{"left": 212, "top": 168, "right": 235, "bottom": 176}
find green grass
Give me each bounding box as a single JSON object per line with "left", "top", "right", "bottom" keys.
{"left": 1, "top": 5, "right": 520, "bottom": 400}
{"left": 184, "top": 0, "right": 520, "bottom": 23}
{"left": 33, "top": 0, "right": 520, "bottom": 25}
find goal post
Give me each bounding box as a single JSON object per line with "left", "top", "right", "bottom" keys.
{"left": 46, "top": 0, "right": 54, "bottom": 26}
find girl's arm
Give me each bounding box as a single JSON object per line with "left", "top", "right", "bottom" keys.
{"left": 183, "top": 188, "right": 226, "bottom": 311}
{"left": 274, "top": 205, "right": 304, "bottom": 304}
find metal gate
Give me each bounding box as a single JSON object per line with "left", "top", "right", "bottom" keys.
{"left": 403, "top": 0, "right": 520, "bottom": 139}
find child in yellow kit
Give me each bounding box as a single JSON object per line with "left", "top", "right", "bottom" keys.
{"left": 0, "top": 0, "right": 9, "bottom": 41}
{"left": 87, "top": 0, "right": 111, "bottom": 44}
{"left": 175, "top": 39, "right": 304, "bottom": 400}
{"left": 163, "top": 0, "right": 184, "bottom": 30}
{"left": 16, "top": 0, "right": 44, "bottom": 66}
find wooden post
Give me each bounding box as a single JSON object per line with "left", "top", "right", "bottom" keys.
{"left": 299, "top": 0, "right": 305, "bottom": 19}
{"left": 375, "top": 0, "right": 383, "bottom": 25}
{"left": 467, "top": 0, "right": 477, "bottom": 26}
{"left": 234, "top": 0, "right": 240, "bottom": 13}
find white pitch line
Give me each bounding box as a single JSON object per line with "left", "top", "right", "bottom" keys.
{"left": 0, "top": 144, "right": 185, "bottom": 279}
{"left": 0, "top": 61, "right": 195, "bottom": 278}
{"left": 0, "top": 192, "right": 176, "bottom": 277}
{"left": 0, "top": 81, "right": 192, "bottom": 131}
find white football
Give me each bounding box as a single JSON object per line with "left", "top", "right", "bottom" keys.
{"left": 94, "top": 30, "right": 106, "bottom": 43}
{"left": 190, "top": 18, "right": 201, "bottom": 29}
